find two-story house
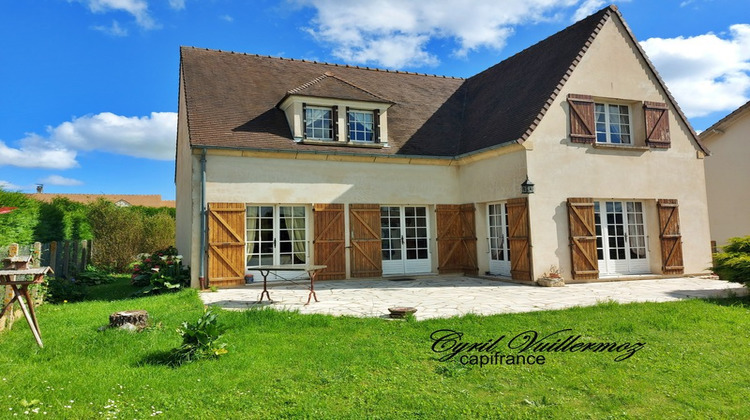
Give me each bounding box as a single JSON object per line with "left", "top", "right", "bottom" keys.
{"left": 176, "top": 5, "right": 712, "bottom": 288}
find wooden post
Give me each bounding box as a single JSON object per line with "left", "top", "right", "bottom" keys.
{"left": 62, "top": 241, "right": 70, "bottom": 278}
{"left": 72, "top": 240, "right": 80, "bottom": 275}
{"left": 80, "top": 240, "right": 89, "bottom": 271}
{"left": 33, "top": 243, "right": 41, "bottom": 268}
{"left": 49, "top": 242, "right": 58, "bottom": 278}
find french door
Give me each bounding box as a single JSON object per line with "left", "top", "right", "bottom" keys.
{"left": 380, "top": 206, "right": 431, "bottom": 275}
{"left": 594, "top": 201, "right": 649, "bottom": 275}
{"left": 246, "top": 205, "right": 308, "bottom": 269}
{"left": 487, "top": 203, "right": 511, "bottom": 276}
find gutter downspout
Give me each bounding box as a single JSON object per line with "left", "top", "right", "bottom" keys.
{"left": 198, "top": 149, "right": 208, "bottom": 289}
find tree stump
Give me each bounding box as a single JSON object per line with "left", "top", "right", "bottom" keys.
{"left": 109, "top": 310, "right": 149, "bottom": 330}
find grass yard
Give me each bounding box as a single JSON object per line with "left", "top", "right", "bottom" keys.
{"left": 0, "top": 279, "right": 748, "bottom": 418}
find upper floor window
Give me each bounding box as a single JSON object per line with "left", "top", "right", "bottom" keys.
{"left": 348, "top": 110, "right": 374, "bottom": 142}
{"left": 595, "top": 103, "right": 631, "bottom": 144}
{"left": 305, "top": 106, "right": 333, "bottom": 140}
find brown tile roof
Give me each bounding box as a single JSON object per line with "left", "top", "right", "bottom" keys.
{"left": 282, "top": 72, "right": 393, "bottom": 105}
{"left": 180, "top": 5, "right": 703, "bottom": 157}
{"left": 27, "top": 193, "right": 175, "bottom": 208}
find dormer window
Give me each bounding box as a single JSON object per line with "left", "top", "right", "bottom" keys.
{"left": 347, "top": 109, "right": 375, "bottom": 142}
{"left": 278, "top": 72, "right": 393, "bottom": 147}
{"left": 304, "top": 105, "right": 334, "bottom": 140}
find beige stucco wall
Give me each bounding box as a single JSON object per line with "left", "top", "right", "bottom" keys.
{"left": 525, "top": 17, "right": 712, "bottom": 280}
{"left": 703, "top": 111, "right": 750, "bottom": 248}
{"left": 175, "top": 73, "right": 201, "bottom": 287}
{"left": 457, "top": 145, "right": 528, "bottom": 275}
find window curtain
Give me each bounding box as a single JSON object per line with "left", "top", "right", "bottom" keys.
{"left": 283, "top": 206, "right": 307, "bottom": 264}
{"left": 246, "top": 206, "right": 258, "bottom": 265}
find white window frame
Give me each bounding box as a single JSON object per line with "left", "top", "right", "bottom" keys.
{"left": 347, "top": 109, "right": 375, "bottom": 142}
{"left": 245, "top": 204, "right": 309, "bottom": 268}
{"left": 594, "top": 200, "right": 649, "bottom": 275}
{"left": 595, "top": 102, "right": 632, "bottom": 145}
{"left": 304, "top": 106, "right": 334, "bottom": 140}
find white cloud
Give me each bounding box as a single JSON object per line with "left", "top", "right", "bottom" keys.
{"left": 0, "top": 112, "right": 177, "bottom": 169}
{"left": 49, "top": 112, "right": 178, "bottom": 160}
{"left": 0, "top": 138, "right": 79, "bottom": 170}
{"left": 73, "top": 0, "right": 158, "bottom": 30}
{"left": 92, "top": 20, "right": 128, "bottom": 36}
{"left": 0, "top": 180, "right": 24, "bottom": 191}
{"left": 641, "top": 24, "right": 750, "bottom": 118}
{"left": 220, "top": 14, "right": 234, "bottom": 22}
{"left": 298, "top": 0, "right": 580, "bottom": 68}
{"left": 39, "top": 175, "right": 84, "bottom": 187}
{"left": 169, "top": 0, "right": 186, "bottom": 10}
{"left": 572, "top": 0, "right": 605, "bottom": 21}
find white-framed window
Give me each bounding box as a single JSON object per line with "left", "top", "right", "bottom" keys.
{"left": 594, "top": 201, "right": 649, "bottom": 275}
{"left": 246, "top": 205, "right": 308, "bottom": 267}
{"left": 348, "top": 110, "right": 374, "bottom": 142}
{"left": 304, "top": 106, "right": 333, "bottom": 140}
{"left": 595, "top": 103, "right": 631, "bottom": 144}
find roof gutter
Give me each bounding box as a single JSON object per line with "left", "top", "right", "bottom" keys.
{"left": 192, "top": 138, "right": 521, "bottom": 164}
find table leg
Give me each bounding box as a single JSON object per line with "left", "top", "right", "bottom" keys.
{"left": 258, "top": 270, "right": 272, "bottom": 302}
{"left": 13, "top": 285, "right": 43, "bottom": 348}
{"left": 305, "top": 269, "right": 320, "bottom": 305}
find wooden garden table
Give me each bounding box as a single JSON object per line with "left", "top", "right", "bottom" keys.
{"left": 0, "top": 267, "right": 53, "bottom": 348}
{"left": 253, "top": 265, "right": 327, "bottom": 305}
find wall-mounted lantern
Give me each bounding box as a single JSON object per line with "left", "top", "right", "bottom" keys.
{"left": 521, "top": 177, "right": 535, "bottom": 194}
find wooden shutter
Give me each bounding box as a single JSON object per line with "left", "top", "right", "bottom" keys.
{"left": 657, "top": 199, "right": 684, "bottom": 275}
{"left": 373, "top": 109, "right": 381, "bottom": 144}
{"left": 332, "top": 105, "right": 339, "bottom": 141}
{"left": 302, "top": 102, "right": 307, "bottom": 139}
{"left": 350, "top": 204, "right": 382, "bottom": 278}
{"left": 644, "top": 102, "right": 670, "bottom": 148}
{"left": 507, "top": 197, "right": 532, "bottom": 281}
{"left": 207, "top": 203, "right": 245, "bottom": 287}
{"left": 436, "top": 204, "right": 479, "bottom": 275}
{"left": 568, "top": 94, "right": 595, "bottom": 144}
{"left": 567, "top": 198, "right": 599, "bottom": 280}
{"left": 313, "top": 204, "right": 346, "bottom": 280}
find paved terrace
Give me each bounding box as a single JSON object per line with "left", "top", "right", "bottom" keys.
{"left": 200, "top": 276, "right": 748, "bottom": 320}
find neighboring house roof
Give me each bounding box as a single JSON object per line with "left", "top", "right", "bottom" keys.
{"left": 180, "top": 5, "right": 705, "bottom": 158}
{"left": 699, "top": 100, "right": 750, "bottom": 142}
{"left": 27, "top": 193, "right": 176, "bottom": 208}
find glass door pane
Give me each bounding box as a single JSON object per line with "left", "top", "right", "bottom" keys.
{"left": 488, "top": 203, "right": 510, "bottom": 276}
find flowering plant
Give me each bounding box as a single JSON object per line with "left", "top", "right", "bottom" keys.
{"left": 130, "top": 246, "right": 189, "bottom": 294}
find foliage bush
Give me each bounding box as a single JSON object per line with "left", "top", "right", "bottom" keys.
{"left": 88, "top": 200, "right": 145, "bottom": 271}
{"left": 168, "top": 309, "right": 228, "bottom": 367}
{"left": 713, "top": 236, "right": 750, "bottom": 287}
{"left": 45, "top": 276, "right": 87, "bottom": 304}
{"left": 34, "top": 198, "right": 93, "bottom": 243}
{"left": 0, "top": 189, "right": 40, "bottom": 244}
{"left": 131, "top": 247, "right": 190, "bottom": 295}
{"left": 76, "top": 265, "right": 117, "bottom": 286}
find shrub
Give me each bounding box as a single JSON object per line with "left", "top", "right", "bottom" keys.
{"left": 88, "top": 200, "right": 145, "bottom": 271}
{"left": 713, "top": 236, "right": 750, "bottom": 287}
{"left": 0, "top": 189, "right": 40, "bottom": 244}
{"left": 142, "top": 211, "right": 176, "bottom": 254}
{"left": 76, "top": 266, "right": 116, "bottom": 286}
{"left": 45, "top": 276, "right": 87, "bottom": 304}
{"left": 168, "top": 309, "right": 227, "bottom": 366}
{"left": 131, "top": 247, "right": 190, "bottom": 295}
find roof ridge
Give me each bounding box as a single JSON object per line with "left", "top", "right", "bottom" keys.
{"left": 324, "top": 73, "right": 392, "bottom": 103}
{"left": 180, "top": 45, "right": 465, "bottom": 80}
{"left": 516, "top": 5, "right": 614, "bottom": 143}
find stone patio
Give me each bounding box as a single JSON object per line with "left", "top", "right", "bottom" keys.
{"left": 199, "top": 276, "right": 747, "bottom": 320}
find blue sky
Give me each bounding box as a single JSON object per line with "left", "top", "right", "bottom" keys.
{"left": 1, "top": 0, "right": 749, "bottom": 200}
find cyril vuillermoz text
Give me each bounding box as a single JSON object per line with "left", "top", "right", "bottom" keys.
{"left": 430, "top": 329, "right": 647, "bottom": 367}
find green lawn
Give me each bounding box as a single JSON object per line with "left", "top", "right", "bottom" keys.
{"left": 0, "top": 281, "right": 748, "bottom": 418}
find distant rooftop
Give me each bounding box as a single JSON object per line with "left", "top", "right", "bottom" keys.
{"left": 27, "top": 193, "right": 175, "bottom": 208}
